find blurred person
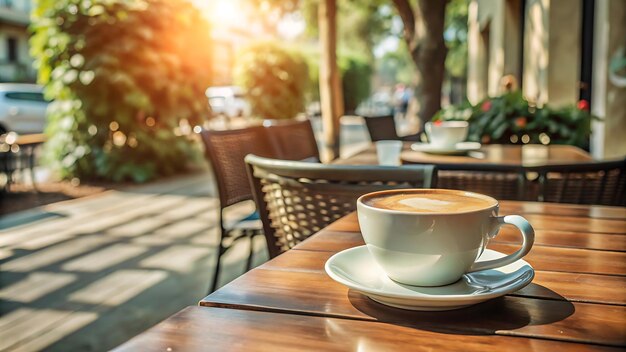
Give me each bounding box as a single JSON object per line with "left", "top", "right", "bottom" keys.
{"left": 393, "top": 84, "right": 411, "bottom": 120}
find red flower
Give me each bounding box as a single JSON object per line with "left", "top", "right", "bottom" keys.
{"left": 514, "top": 117, "right": 527, "bottom": 128}
{"left": 481, "top": 100, "right": 492, "bottom": 112}
{"left": 577, "top": 99, "right": 589, "bottom": 111}
{"left": 433, "top": 120, "right": 443, "bottom": 126}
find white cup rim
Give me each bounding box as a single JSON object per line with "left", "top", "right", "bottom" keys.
{"left": 426, "top": 121, "right": 469, "bottom": 128}
{"left": 376, "top": 140, "right": 403, "bottom": 146}
{"left": 357, "top": 188, "right": 498, "bottom": 215}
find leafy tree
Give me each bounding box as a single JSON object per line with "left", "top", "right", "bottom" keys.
{"left": 294, "top": 47, "right": 371, "bottom": 114}
{"left": 340, "top": 53, "right": 372, "bottom": 114}
{"left": 377, "top": 42, "right": 417, "bottom": 85}
{"left": 234, "top": 42, "right": 308, "bottom": 119}
{"left": 30, "top": 0, "right": 212, "bottom": 182}
{"left": 298, "top": 0, "right": 392, "bottom": 64}
{"left": 444, "top": 0, "right": 469, "bottom": 79}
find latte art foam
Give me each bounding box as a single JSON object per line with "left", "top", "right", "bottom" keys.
{"left": 365, "top": 192, "right": 494, "bottom": 213}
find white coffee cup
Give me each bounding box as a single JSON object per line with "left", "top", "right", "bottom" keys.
{"left": 425, "top": 121, "right": 469, "bottom": 148}
{"left": 375, "top": 140, "right": 403, "bottom": 166}
{"left": 357, "top": 189, "right": 534, "bottom": 286}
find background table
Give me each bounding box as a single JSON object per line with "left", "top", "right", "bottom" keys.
{"left": 116, "top": 201, "right": 626, "bottom": 351}
{"left": 1, "top": 133, "right": 46, "bottom": 191}
{"left": 335, "top": 143, "right": 593, "bottom": 166}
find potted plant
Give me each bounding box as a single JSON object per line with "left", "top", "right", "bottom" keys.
{"left": 433, "top": 91, "right": 596, "bottom": 149}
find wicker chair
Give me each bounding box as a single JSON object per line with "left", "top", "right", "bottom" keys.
{"left": 200, "top": 127, "right": 275, "bottom": 292}
{"left": 362, "top": 115, "right": 422, "bottom": 142}
{"left": 263, "top": 119, "right": 319, "bottom": 162}
{"left": 434, "top": 164, "right": 528, "bottom": 201}
{"left": 529, "top": 159, "right": 626, "bottom": 206}
{"left": 245, "top": 154, "right": 437, "bottom": 258}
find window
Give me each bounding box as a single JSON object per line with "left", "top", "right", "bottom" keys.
{"left": 5, "top": 92, "right": 47, "bottom": 103}
{"left": 7, "top": 37, "right": 18, "bottom": 63}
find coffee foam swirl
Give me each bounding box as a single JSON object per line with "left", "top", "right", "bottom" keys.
{"left": 365, "top": 192, "right": 493, "bottom": 213}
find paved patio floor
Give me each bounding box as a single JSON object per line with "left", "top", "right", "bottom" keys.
{"left": 0, "top": 172, "right": 267, "bottom": 351}
{"left": 0, "top": 115, "right": 415, "bottom": 351}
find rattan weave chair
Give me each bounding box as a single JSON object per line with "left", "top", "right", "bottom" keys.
{"left": 200, "top": 126, "right": 275, "bottom": 292}
{"left": 263, "top": 119, "right": 319, "bottom": 162}
{"left": 529, "top": 159, "right": 626, "bottom": 206}
{"left": 245, "top": 154, "right": 437, "bottom": 258}
{"left": 362, "top": 115, "right": 422, "bottom": 142}
{"left": 434, "top": 164, "right": 528, "bottom": 201}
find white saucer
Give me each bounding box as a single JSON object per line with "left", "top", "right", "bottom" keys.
{"left": 410, "top": 142, "right": 482, "bottom": 155}
{"left": 325, "top": 246, "right": 534, "bottom": 311}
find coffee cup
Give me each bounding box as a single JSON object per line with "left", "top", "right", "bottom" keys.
{"left": 356, "top": 189, "right": 534, "bottom": 286}
{"left": 425, "top": 121, "right": 469, "bottom": 148}
{"left": 376, "top": 140, "right": 403, "bottom": 166}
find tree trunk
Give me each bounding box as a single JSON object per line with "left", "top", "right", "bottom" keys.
{"left": 393, "top": 0, "right": 448, "bottom": 131}
{"left": 413, "top": 1, "right": 447, "bottom": 130}
{"left": 318, "top": 0, "right": 344, "bottom": 161}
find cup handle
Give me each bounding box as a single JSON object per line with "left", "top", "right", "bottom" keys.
{"left": 468, "top": 215, "right": 535, "bottom": 273}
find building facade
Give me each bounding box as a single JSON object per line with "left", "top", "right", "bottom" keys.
{"left": 0, "top": 0, "right": 35, "bottom": 82}
{"left": 467, "top": 0, "right": 626, "bottom": 158}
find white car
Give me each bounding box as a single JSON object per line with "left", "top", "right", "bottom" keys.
{"left": 0, "top": 83, "right": 49, "bottom": 135}
{"left": 206, "top": 86, "right": 250, "bottom": 118}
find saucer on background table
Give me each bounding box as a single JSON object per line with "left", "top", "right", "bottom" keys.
{"left": 410, "top": 142, "right": 482, "bottom": 155}
{"left": 325, "top": 246, "right": 534, "bottom": 311}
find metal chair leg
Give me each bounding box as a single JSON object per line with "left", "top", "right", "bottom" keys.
{"left": 208, "top": 221, "right": 227, "bottom": 294}
{"left": 29, "top": 146, "right": 38, "bottom": 192}
{"left": 209, "top": 227, "right": 262, "bottom": 293}
{"left": 208, "top": 243, "right": 223, "bottom": 294}
{"left": 245, "top": 232, "right": 255, "bottom": 271}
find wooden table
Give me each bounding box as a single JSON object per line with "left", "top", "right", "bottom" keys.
{"left": 335, "top": 143, "right": 593, "bottom": 167}
{"left": 1, "top": 133, "right": 46, "bottom": 191}
{"left": 116, "top": 201, "right": 626, "bottom": 351}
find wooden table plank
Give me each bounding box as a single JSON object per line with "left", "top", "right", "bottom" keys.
{"left": 323, "top": 206, "right": 626, "bottom": 237}
{"left": 292, "top": 229, "right": 626, "bottom": 275}
{"left": 257, "top": 249, "right": 626, "bottom": 306}
{"left": 15, "top": 133, "right": 46, "bottom": 146}
{"left": 490, "top": 243, "right": 626, "bottom": 276}
{"left": 336, "top": 144, "right": 594, "bottom": 167}
{"left": 518, "top": 214, "right": 626, "bottom": 235}
{"left": 297, "top": 226, "right": 626, "bottom": 253}
{"left": 498, "top": 201, "right": 626, "bottom": 220}
{"left": 515, "top": 271, "right": 626, "bottom": 305}
{"left": 494, "top": 228, "right": 626, "bottom": 252}
{"left": 115, "top": 306, "right": 618, "bottom": 352}
{"left": 201, "top": 269, "right": 626, "bottom": 347}
{"left": 401, "top": 144, "right": 594, "bottom": 166}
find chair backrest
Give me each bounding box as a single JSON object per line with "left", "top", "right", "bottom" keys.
{"left": 434, "top": 163, "right": 528, "bottom": 201}
{"left": 529, "top": 159, "right": 626, "bottom": 206}
{"left": 200, "top": 127, "right": 275, "bottom": 208}
{"left": 263, "top": 119, "right": 320, "bottom": 162}
{"left": 245, "top": 154, "right": 437, "bottom": 258}
{"left": 362, "top": 115, "right": 400, "bottom": 142}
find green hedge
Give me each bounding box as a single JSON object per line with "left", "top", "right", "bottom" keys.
{"left": 30, "top": 0, "right": 212, "bottom": 182}
{"left": 234, "top": 42, "right": 308, "bottom": 120}
{"left": 340, "top": 54, "right": 372, "bottom": 114}
{"left": 238, "top": 43, "right": 372, "bottom": 117}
